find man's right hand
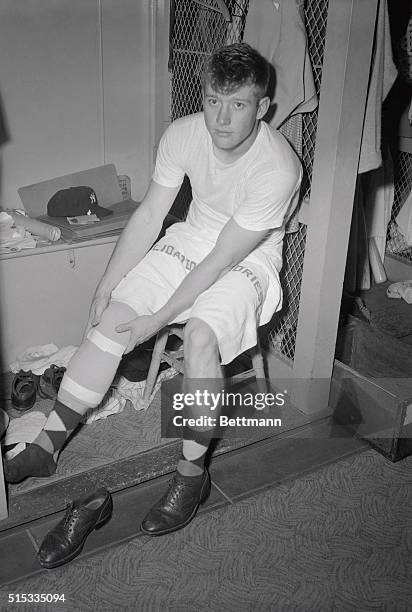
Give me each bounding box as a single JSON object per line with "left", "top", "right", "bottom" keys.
{"left": 84, "top": 290, "right": 111, "bottom": 338}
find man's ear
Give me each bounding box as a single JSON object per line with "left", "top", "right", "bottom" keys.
{"left": 256, "top": 96, "right": 270, "bottom": 120}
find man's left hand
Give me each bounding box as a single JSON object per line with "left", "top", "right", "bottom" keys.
{"left": 116, "top": 315, "right": 162, "bottom": 354}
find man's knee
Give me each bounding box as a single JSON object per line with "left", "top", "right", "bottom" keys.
{"left": 96, "top": 301, "right": 137, "bottom": 343}
{"left": 184, "top": 318, "right": 219, "bottom": 358}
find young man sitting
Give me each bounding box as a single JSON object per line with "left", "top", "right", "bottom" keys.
{"left": 5, "top": 43, "right": 302, "bottom": 536}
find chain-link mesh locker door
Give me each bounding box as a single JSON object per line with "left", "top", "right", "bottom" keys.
{"left": 269, "top": 0, "right": 329, "bottom": 361}
{"left": 387, "top": 151, "right": 412, "bottom": 261}
{"left": 168, "top": 0, "right": 248, "bottom": 219}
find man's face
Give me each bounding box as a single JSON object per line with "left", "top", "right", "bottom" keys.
{"left": 203, "top": 81, "right": 269, "bottom": 158}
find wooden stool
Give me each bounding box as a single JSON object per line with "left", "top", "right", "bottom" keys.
{"left": 142, "top": 323, "right": 267, "bottom": 405}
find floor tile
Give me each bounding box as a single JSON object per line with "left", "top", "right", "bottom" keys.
{"left": 0, "top": 530, "right": 39, "bottom": 586}
{"left": 210, "top": 419, "right": 368, "bottom": 500}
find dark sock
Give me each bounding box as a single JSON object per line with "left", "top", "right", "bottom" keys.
{"left": 5, "top": 444, "right": 57, "bottom": 483}
{"left": 5, "top": 401, "right": 83, "bottom": 484}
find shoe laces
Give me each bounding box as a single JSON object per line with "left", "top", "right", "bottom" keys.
{"left": 63, "top": 503, "right": 82, "bottom": 533}
{"left": 162, "top": 474, "right": 199, "bottom": 505}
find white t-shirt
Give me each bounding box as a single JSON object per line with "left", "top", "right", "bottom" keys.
{"left": 153, "top": 112, "right": 302, "bottom": 322}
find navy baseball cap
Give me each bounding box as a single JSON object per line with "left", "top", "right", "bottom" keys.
{"left": 47, "top": 186, "right": 113, "bottom": 218}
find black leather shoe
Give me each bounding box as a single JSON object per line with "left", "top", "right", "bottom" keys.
{"left": 140, "top": 468, "right": 211, "bottom": 536}
{"left": 38, "top": 488, "right": 113, "bottom": 569}
{"left": 11, "top": 370, "right": 37, "bottom": 411}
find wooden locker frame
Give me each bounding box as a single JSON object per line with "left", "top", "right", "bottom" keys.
{"left": 265, "top": 0, "right": 379, "bottom": 415}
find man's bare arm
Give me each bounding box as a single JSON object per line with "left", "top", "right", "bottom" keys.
{"left": 87, "top": 180, "right": 180, "bottom": 329}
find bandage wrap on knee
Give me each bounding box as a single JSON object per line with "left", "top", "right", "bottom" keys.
{"left": 87, "top": 328, "right": 125, "bottom": 357}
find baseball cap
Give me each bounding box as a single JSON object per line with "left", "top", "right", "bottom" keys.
{"left": 47, "top": 186, "right": 113, "bottom": 218}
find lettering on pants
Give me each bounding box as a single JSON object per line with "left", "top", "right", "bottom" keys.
{"left": 231, "top": 264, "right": 264, "bottom": 301}
{"left": 152, "top": 243, "right": 197, "bottom": 272}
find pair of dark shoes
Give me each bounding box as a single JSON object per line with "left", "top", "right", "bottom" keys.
{"left": 11, "top": 365, "right": 66, "bottom": 411}
{"left": 141, "top": 468, "right": 211, "bottom": 536}
{"left": 38, "top": 468, "right": 210, "bottom": 569}
{"left": 38, "top": 488, "right": 112, "bottom": 569}
{"left": 36, "top": 471, "right": 209, "bottom": 570}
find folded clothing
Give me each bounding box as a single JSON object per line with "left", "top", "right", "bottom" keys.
{"left": 85, "top": 368, "right": 178, "bottom": 423}
{"left": 9, "top": 344, "right": 77, "bottom": 376}
{"left": 387, "top": 280, "right": 412, "bottom": 304}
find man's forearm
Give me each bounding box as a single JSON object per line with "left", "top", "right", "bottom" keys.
{"left": 96, "top": 206, "right": 162, "bottom": 295}
{"left": 95, "top": 181, "right": 180, "bottom": 296}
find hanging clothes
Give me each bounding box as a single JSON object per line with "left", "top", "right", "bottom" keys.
{"left": 363, "top": 149, "right": 395, "bottom": 259}
{"left": 394, "top": 7, "right": 412, "bottom": 88}
{"left": 355, "top": 0, "right": 398, "bottom": 286}
{"left": 279, "top": 113, "right": 303, "bottom": 232}
{"left": 396, "top": 187, "right": 412, "bottom": 247}
{"left": 358, "top": 0, "right": 398, "bottom": 173}
{"left": 243, "top": 0, "right": 318, "bottom": 129}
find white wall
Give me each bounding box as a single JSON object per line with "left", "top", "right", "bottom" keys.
{"left": 0, "top": 0, "right": 171, "bottom": 366}
{"left": 0, "top": 242, "right": 116, "bottom": 366}
{"left": 0, "top": 0, "right": 160, "bottom": 207}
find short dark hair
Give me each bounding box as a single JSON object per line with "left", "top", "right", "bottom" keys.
{"left": 202, "top": 43, "right": 270, "bottom": 99}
